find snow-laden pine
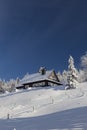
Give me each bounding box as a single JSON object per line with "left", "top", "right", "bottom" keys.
{"left": 66, "top": 55, "right": 78, "bottom": 89}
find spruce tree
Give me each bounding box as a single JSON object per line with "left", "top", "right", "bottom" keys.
{"left": 66, "top": 56, "right": 78, "bottom": 89}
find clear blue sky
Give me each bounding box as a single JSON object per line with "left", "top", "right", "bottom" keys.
{"left": 0, "top": 0, "right": 87, "bottom": 80}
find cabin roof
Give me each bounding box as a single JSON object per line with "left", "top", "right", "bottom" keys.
{"left": 20, "top": 70, "right": 54, "bottom": 85}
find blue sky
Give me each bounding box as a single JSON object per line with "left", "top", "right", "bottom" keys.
{"left": 0, "top": 0, "right": 87, "bottom": 80}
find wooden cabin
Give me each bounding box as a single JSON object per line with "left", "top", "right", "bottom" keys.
{"left": 16, "top": 67, "right": 62, "bottom": 89}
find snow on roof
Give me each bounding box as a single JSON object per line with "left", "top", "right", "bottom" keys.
{"left": 20, "top": 70, "right": 53, "bottom": 84}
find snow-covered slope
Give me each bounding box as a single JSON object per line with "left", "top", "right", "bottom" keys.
{"left": 0, "top": 83, "right": 87, "bottom": 130}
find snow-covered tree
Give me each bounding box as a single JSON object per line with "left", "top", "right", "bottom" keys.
{"left": 62, "top": 70, "right": 68, "bottom": 85}
{"left": 1, "top": 78, "right": 19, "bottom": 93}
{"left": 0, "top": 79, "right": 5, "bottom": 93}
{"left": 66, "top": 55, "right": 78, "bottom": 89}
{"left": 0, "top": 77, "right": 20, "bottom": 94}
{"left": 80, "top": 52, "right": 87, "bottom": 81}
{"left": 57, "top": 71, "right": 68, "bottom": 85}
{"left": 78, "top": 69, "right": 86, "bottom": 83}
{"left": 57, "top": 72, "right": 62, "bottom": 82}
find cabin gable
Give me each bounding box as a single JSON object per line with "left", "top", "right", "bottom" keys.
{"left": 48, "top": 70, "right": 59, "bottom": 82}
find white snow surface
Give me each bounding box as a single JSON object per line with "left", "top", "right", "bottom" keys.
{"left": 0, "top": 83, "right": 87, "bottom": 130}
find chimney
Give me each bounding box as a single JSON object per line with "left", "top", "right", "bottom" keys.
{"left": 39, "top": 67, "right": 46, "bottom": 75}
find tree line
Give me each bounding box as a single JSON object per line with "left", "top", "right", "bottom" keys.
{"left": 0, "top": 52, "right": 87, "bottom": 93}
{"left": 58, "top": 52, "right": 87, "bottom": 89}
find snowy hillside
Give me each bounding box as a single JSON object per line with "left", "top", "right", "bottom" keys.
{"left": 0, "top": 83, "right": 87, "bottom": 130}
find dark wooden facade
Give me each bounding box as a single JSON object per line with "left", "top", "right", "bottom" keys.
{"left": 16, "top": 80, "right": 62, "bottom": 89}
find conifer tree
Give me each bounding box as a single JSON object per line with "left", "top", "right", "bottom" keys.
{"left": 81, "top": 52, "right": 87, "bottom": 81}
{"left": 66, "top": 56, "right": 78, "bottom": 89}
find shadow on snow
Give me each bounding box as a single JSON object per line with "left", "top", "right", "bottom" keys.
{"left": 0, "top": 106, "right": 87, "bottom": 130}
